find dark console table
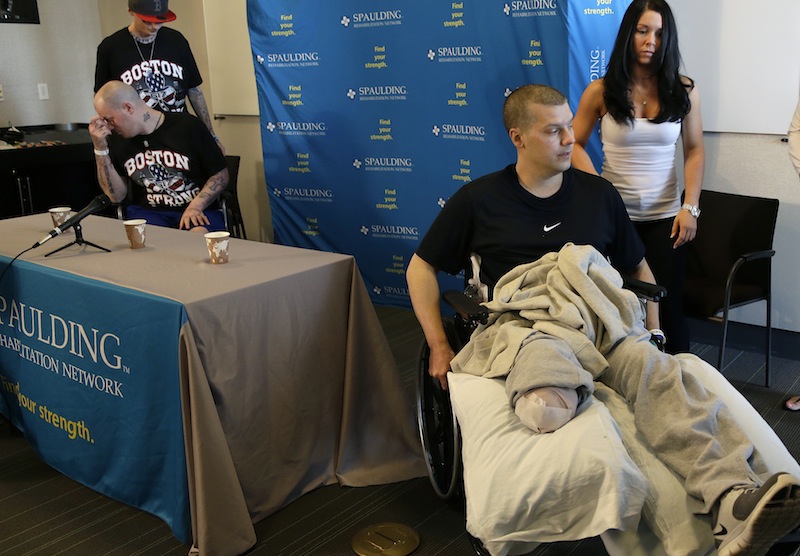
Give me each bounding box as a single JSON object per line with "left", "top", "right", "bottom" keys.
{"left": 0, "top": 125, "right": 103, "bottom": 218}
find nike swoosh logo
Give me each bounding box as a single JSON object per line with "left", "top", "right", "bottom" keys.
{"left": 543, "top": 222, "right": 561, "bottom": 232}
{"left": 713, "top": 524, "right": 728, "bottom": 537}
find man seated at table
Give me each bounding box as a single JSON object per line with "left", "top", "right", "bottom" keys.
{"left": 406, "top": 83, "right": 800, "bottom": 556}
{"left": 89, "top": 80, "right": 228, "bottom": 233}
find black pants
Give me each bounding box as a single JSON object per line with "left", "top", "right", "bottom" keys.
{"left": 634, "top": 218, "right": 690, "bottom": 353}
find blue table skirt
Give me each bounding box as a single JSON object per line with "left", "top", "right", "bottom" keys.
{"left": 0, "top": 258, "right": 191, "bottom": 543}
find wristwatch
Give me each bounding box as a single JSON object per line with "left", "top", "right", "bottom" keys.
{"left": 681, "top": 203, "right": 701, "bottom": 218}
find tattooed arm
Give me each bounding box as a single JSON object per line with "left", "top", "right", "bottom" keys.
{"left": 179, "top": 168, "right": 229, "bottom": 231}
{"left": 187, "top": 87, "right": 225, "bottom": 154}
{"left": 89, "top": 114, "right": 129, "bottom": 203}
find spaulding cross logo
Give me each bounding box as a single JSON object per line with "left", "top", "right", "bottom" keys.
{"left": 341, "top": 15, "right": 351, "bottom": 27}
{"left": 347, "top": 89, "right": 356, "bottom": 100}
{"left": 427, "top": 50, "right": 436, "bottom": 61}
{"left": 432, "top": 125, "right": 440, "bottom": 137}
{"left": 353, "top": 159, "right": 363, "bottom": 169}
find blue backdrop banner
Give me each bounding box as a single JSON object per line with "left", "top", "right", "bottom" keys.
{"left": 0, "top": 259, "right": 191, "bottom": 543}
{"left": 248, "top": 0, "right": 630, "bottom": 309}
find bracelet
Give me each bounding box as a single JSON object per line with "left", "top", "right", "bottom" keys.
{"left": 648, "top": 328, "right": 667, "bottom": 350}
{"left": 93, "top": 148, "right": 109, "bottom": 156}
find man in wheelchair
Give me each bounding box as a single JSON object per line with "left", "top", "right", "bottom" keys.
{"left": 406, "top": 84, "right": 800, "bottom": 556}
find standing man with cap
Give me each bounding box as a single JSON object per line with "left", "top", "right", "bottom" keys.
{"left": 94, "top": 0, "right": 224, "bottom": 152}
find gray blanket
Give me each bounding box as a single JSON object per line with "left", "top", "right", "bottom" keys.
{"left": 450, "top": 243, "right": 651, "bottom": 407}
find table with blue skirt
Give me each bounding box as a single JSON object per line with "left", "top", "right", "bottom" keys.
{"left": 0, "top": 214, "right": 423, "bottom": 556}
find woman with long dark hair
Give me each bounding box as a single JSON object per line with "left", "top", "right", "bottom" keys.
{"left": 572, "top": 0, "right": 704, "bottom": 354}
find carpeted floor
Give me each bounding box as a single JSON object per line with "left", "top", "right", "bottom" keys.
{"left": 1, "top": 306, "right": 799, "bottom": 556}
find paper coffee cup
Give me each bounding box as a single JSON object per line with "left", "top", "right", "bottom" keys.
{"left": 205, "top": 231, "right": 230, "bottom": 264}
{"left": 49, "top": 206, "right": 72, "bottom": 228}
{"left": 124, "top": 219, "right": 147, "bottom": 249}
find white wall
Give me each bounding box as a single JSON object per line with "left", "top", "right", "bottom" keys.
{"left": 669, "top": 0, "right": 799, "bottom": 134}
{"left": 0, "top": 0, "right": 101, "bottom": 126}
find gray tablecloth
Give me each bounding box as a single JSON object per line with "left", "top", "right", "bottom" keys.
{"left": 0, "top": 214, "right": 424, "bottom": 555}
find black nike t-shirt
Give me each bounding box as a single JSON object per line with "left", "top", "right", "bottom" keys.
{"left": 416, "top": 165, "right": 645, "bottom": 290}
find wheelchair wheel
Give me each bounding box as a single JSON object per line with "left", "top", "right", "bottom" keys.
{"left": 416, "top": 319, "right": 464, "bottom": 500}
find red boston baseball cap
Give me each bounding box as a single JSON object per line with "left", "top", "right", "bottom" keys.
{"left": 128, "top": 0, "right": 176, "bottom": 23}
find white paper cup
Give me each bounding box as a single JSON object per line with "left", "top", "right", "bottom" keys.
{"left": 123, "top": 219, "right": 147, "bottom": 249}
{"left": 205, "top": 231, "right": 230, "bottom": 264}
{"left": 49, "top": 206, "right": 72, "bottom": 228}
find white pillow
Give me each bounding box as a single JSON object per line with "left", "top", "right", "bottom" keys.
{"left": 448, "top": 373, "right": 648, "bottom": 556}
{"left": 449, "top": 354, "right": 800, "bottom": 556}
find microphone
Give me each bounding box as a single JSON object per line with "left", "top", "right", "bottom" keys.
{"left": 33, "top": 194, "right": 112, "bottom": 248}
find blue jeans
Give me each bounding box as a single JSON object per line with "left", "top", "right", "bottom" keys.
{"left": 124, "top": 205, "right": 226, "bottom": 232}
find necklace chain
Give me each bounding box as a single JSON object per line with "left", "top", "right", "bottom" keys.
{"left": 147, "top": 111, "right": 164, "bottom": 134}
{"left": 142, "top": 111, "right": 163, "bottom": 148}
{"left": 131, "top": 32, "right": 157, "bottom": 64}
{"left": 630, "top": 85, "right": 649, "bottom": 107}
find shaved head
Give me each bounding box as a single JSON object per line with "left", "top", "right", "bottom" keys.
{"left": 93, "top": 80, "right": 154, "bottom": 138}
{"left": 503, "top": 84, "right": 568, "bottom": 132}
{"left": 94, "top": 80, "right": 143, "bottom": 111}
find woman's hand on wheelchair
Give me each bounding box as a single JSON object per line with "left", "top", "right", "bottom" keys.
{"left": 429, "top": 344, "right": 455, "bottom": 390}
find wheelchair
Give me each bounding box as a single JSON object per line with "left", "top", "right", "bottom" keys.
{"left": 416, "top": 275, "right": 666, "bottom": 555}
{"left": 416, "top": 275, "right": 800, "bottom": 556}
{"left": 415, "top": 290, "right": 487, "bottom": 555}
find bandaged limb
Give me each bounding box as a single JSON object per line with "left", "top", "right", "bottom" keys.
{"left": 514, "top": 386, "right": 579, "bottom": 433}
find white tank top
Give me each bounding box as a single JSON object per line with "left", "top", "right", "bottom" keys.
{"left": 600, "top": 113, "right": 681, "bottom": 221}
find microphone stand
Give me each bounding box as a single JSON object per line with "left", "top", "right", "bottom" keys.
{"left": 44, "top": 223, "right": 110, "bottom": 257}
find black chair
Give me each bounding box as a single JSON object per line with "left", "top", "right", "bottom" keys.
{"left": 221, "top": 155, "right": 247, "bottom": 239}
{"left": 682, "top": 190, "right": 779, "bottom": 387}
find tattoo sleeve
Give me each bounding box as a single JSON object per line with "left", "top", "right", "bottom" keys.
{"left": 188, "top": 88, "right": 215, "bottom": 134}
{"left": 191, "top": 169, "right": 229, "bottom": 209}
{"left": 96, "top": 156, "right": 127, "bottom": 202}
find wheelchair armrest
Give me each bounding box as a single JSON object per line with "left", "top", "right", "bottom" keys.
{"left": 443, "top": 290, "right": 489, "bottom": 325}
{"left": 622, "top": 275, "right": 667, "bottom": 303}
